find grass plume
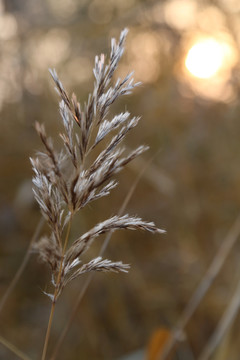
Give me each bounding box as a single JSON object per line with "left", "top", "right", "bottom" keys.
{"left": 31, "top": 28, "right": 165, "bottom": 359}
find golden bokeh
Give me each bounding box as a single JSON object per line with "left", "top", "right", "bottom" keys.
{"left": 181, "top": 33, "right": 238, "bottom": 102}
{"left": 185, "top": 39, "right": 224, "bottom": 79}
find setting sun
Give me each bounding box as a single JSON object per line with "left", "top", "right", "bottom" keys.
{"left": 185, "top": 39, "right": 224, "bottom": 79}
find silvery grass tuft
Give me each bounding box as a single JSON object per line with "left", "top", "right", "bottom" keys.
{"left": 30, "top": 28, "right": 165, "bottom": 360}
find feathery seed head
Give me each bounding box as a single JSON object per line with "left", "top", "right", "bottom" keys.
{"left": 31, "top": 29, "right": 165, "bottom": 302}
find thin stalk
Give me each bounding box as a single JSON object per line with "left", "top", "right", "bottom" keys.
{"left": 41, "top": 214, "right": 72, "bottom": 360}
{"left": 158, "top": 214, "right": 240, "bottom": 360}
{"left": 50, "top": 153, "right": 156, "bottom": 360}
{"left": 0, "top": 334, "right": 32, "bottom": 360}
{"left": 198, "top": 276, "right": 240, "bottom": 360}
{"left": 0, "top": 217, "right": 44, "bottom": 314}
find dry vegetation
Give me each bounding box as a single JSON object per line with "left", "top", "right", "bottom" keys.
{"left": 1, "top": 1, "right": 240, "bottom": 360}
{"left": 1, "top": 29, "right": 165, "bottom": 360}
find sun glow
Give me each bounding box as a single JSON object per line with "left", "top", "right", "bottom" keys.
{"left": 185, "top": 39, "right": 224, "bottom": 79}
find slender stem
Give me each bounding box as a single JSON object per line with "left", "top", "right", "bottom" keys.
{"left": 41, "top": 301, "right": 56, "bottom": 360}
{"left": 198, "top": 276, "right": 240, "bottom": 360}
{"left": 50, "top": 272, "right": 94, "bottom": 360}
{"left": 0, "top": 334, "right": 32, "bottom": 360}
{"left": 62, "top": 214, "right": 73, "bottom": 255}
{"left": 0, "top": 217, "right": 44, "bottom": 314}
{"left": 158, "top": 214, "right": 240, "bottom": 360}
{"left": 41, "top": 214, "right": 72, "bottom": 360}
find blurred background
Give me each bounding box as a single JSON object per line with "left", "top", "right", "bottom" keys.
{"left": 1, "top": 0, "right": 240, "bottom": 359}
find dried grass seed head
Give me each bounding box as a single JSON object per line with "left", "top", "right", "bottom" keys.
{"left": 31, "top": 28, "right": 165, "bottom": 301}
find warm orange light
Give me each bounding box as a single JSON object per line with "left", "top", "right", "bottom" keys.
{"left": 181, "top": 34, "right": 238, "bottom": 101}
{"left": 185, "top": 39, "right": 224, "bottom": 79}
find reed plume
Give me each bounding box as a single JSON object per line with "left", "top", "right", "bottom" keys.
{"left": 30, "top": 28, "right": 165, "bottom": 359}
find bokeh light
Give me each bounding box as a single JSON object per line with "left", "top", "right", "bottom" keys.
{"left": 185, "top": 39, "right": 224, "bottom": 79}
{"left": 164, "top": 0, "right": 197, "bottom": 30}
{"left": 181, "top": 33, "right": 238, "bottom": 102}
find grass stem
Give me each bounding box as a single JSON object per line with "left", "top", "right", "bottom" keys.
{"left": 0, "top": 217, "right": 44, "bottom": 314}
{"left": 158, "top": 214, "right": 240, "bottom": 360}
{"left": 0, "top": 334, "right": 32, "bottom": 360}
{"left": 198, "top": 275, "right": 240, "bottom": 360}
{"left": 41, "top": 214, "right": 72, "bottom": 360}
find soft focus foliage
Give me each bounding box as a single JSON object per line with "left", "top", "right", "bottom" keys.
{"left": 1, "top": 0, "right": 240, "bottom": 359}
